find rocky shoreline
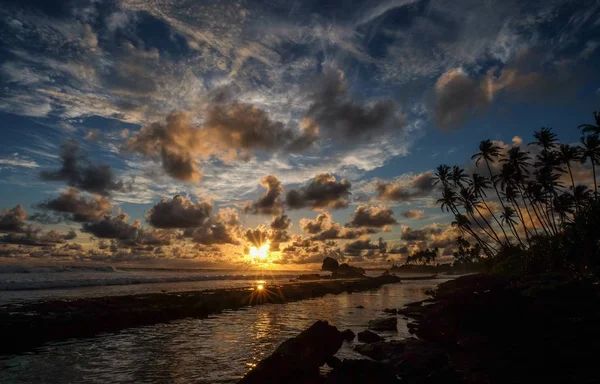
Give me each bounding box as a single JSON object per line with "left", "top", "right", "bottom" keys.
{"left": 239, "top": 273, "right": 600, "bottom": 383}
{"left": 0, "top": 275, "right": 400, "bottom": 355}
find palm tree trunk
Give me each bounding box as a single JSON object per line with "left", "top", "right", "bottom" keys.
{"left": 592, "top": 161, "right": 598, "bottom": 195}
{"left": 472, "top": 200, "right": 502, "bottom": 244}
{"left": 528, "top": 197, "right": 552, "bottom": 236}
{"left": 510, "top": 198, "right": 531, "bottom": 245}
{"left": 467, "top": 209, "right": 501, "bottom": 247}
{"left": 484, "top": 160, "right": 511, "bottom": 243}
{"left": 517, "top": 184, "right": 539, "bottom": 237}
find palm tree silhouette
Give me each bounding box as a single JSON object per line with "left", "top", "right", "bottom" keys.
{"left": 471, "top": 140, "right": 510, "bottom": 242}
{"left": 578, "top": 111, "right": 600, "bottom": 135}
{"left": 580, "top": 134, "right": 600, "bottom": 195}
{"left": 557, "top": 144, "right": 581, "bottom": 192}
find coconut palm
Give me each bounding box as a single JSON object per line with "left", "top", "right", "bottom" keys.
{"left": 557, "top": 144, "right": 581, "bottom": 191}
{"left": 433, "top": 165, "right": 451, "bottom": 188}
{"left": 471, "top": 140, "right": 510, "bottom": 239}
{"left": 468, "top": 173, "right": 505, "bottom": 242}
{"left": 580, "top": 134, "right": 600, "bottom": 194}
{"left": 529, "top": 127, "right": 558, "bottom": 150}
{"left": 500, "top": 206, "right": 524, "bottom": 248}
{"left": 437, "top": 187, "right": 460, "bottom": 215}
{"left": 578, "top": 111, "right": 600, "bottom": 135}
{"left": 458, "top": 188, "right": 501, "bottom": 246}
{"left": 451, "top": 166, "right": 470, "bottom": 189}
{"left": 573, "top": 185, "right": 593, "bottom": 209}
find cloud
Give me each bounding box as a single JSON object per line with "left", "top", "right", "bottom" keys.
{"left": 376, "top": 170, "right": 436, "bottom": 202}
{"left": 299, "top": 212, "right": 376, "bottom": 240}
{"left": 40, "top": 140, "right": 132, "bottom": 195}
{"left": 344, "top": 237, "right": 387, "bottom": 256}
{"left": 346, "top": 205, "right": 397, "bottom": 228}
{"left": 401, "top": 209, "right": 425, "bottom": 219}
{"left": 271, "top": 214, "right": 291, "bottom": 231}
{"left": 286, "top": 173, "right": 351, "bottom": 210}
{"left": 127, "top": 99, "right": 319, "bottom": 182}
{"left": 244, "top": 175, "right": 283, "bottom": 215}
{"left": 82, "top": 213, "right": 141, "bottom": 240}
{"left": 0, "top": 228, "right": 77, "bottom": 246}
{"left": 35, "top": 188, "right": 112, "bottom": 222}
{"left": 306, "top": 67, "right": 404, "bottom": 142}
{"left": 0, "top": 155, "right": 39, "bottom": 168}
{"left": 147, "top": 195, "right": 212, "bottom": 229}
{"left": 433, "top": 62, "right": 582, "bottom": 130}
{"left": 0, "top": 205, "right": 28, "bottom": 233}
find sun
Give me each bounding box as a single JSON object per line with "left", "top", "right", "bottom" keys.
{"left": 249, "top": 242, "right": 270, "bottom": 262}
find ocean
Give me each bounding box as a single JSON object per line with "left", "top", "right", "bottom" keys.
{"left": 0, "top": 266, "right": 448, "bottom": 383}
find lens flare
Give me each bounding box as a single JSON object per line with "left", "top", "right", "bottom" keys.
{"left": 249, "top": 242, "right": 270, "bottom": 262}
{"left": 256, "top": 284, "right": 264, "bottom": 290}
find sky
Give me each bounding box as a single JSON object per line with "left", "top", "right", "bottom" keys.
{"left": 0, "top": 0, "right": 599, "bottom": 269}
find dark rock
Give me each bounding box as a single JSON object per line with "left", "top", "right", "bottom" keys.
{"left": 298, "top": 273, "right": 321, "bottom": 281}
{"left": 368, "top": 317, "right": 397, "bottom": 331}
{"left": 341, "top": 329, "right": 355, "bottom": 342}
{"left": 383, "top": 308, "right": 398, "bottom": 314}
{"left": 357, "top": 330, "right": 383, "bottom": 343}
{"left": 238, "top": 320, "right": 343, "bottom": 383}
{"left": 322, "top": 257, "right": 339, "bottom": 272}
{"left": 405, "top": 301, "right": 423, "bottom": 307}
{"left": 326, "top": 355, "right": 342, "bottom": 369}
{"left": 332, "top": 263, "right": 366, "bottom": 278}
{"left": 355, "top": 305, "right": 364, "bottom": 309}
{"left": 354, "top": 340, "right": 405, "bottom": 361}
{"left": 325, "top": 359, "right": 398, "bottom": 383}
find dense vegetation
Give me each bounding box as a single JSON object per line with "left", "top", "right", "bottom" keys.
{"left": 433, "top": 111, "right": 600, "bottom": 276}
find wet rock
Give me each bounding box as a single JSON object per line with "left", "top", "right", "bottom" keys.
{"left": 355, "top": 305, "right": 364, "bottom": 309}
{"left": 368, "top": 317, "right": 397, "bottom": 331}
{"left": 354, "top": 340, "right": 405, "bottom": 361}
{"left": 357, "top": 330, "right": 383, "bottom": 343}
{"left": 383, "top": 308, "right": 398, "bottom": 314}
{"left": 341, "top": 329, "right": 355, "bottom": 342}
{"left": 238, "top": 320, "right": 343, "bottom": 383}
{"left": 332, "top": 263, "right": 366, "bottom": 278}
{"left": 325, "top": 359, "right": 398, "bottom": 383}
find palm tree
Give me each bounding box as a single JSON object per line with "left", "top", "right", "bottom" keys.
{"left": 451, "top": 214, "right": 494, "bottom": 257}
{"left": 578, "top": 111, "right": 600, "bottom": 135}
{"left": 458, "top": 187, "right": 501, "bottom": 246}
{"left": 471, "top": 140, "right": 510, "bottom": 241}
{"left": 437, "top": 187, "right": 460, "bottom": 215}
{"left": 502, "top": 146, "right": 538, "bottom": 236}
{"left": 451, "top": 166, "right": 469, "bottom": 189}
{"left": 468, "top": 173, "right": 504, "bottom": 243}
{"left": 433, "top": 165, "right": 451, "bottom": 188}
{"left": 529, "top": 127, "right": 558, "bottom": 150}
{"left": 580, "top": 134, "right": 600, "bottom": 195}
{"left": 573, "top": 185, "right": 593, "bottom": 209}
{"left": 500, "top": 206, "right": 525, "bottom": 248}
{"left": 557, "top": 144, "right": 581, "bottom": 191}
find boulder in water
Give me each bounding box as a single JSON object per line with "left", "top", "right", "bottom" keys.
{"left": 238, "top": 320, "right": 343, "bottom": 383}
{"left": 368, "top": 317, "right": 397, "bottom": 331}
{"left": 357, "top": 330, "right": 383, "bottom": 343}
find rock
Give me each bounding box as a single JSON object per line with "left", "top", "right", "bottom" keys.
{"left": 368, "top": 317, "right": 397, "bottom": 331}
{"left": 297, "top": 274, "right": 321, "bottom": 281}
{"left": 332, "top": 263, "right": 366, "bottom": 278}
{"left": 325, "top": 359, "right": 398, "bottom": 383}
{"left": 322, "top": 256, "right": 340, "bottom": 272}
{"left": 355, "top": 305, "right": 364, "bottom": 309}
{"left": 383, "top": 308, "right": 398, "bottom": 314}
{"left": 326, "top": 356, "right": 342, "bottom": 369}
{"left": 354, "top": 340, "right": 405, "bottom": 361}
{"left": 238, "top": 320, "right": 343, "bottom": 383}
{"left": 357, "top": 330, "right": 383, "bottom": 343}
{"left": 341, "top": 329, "right": 355, "bottom": 342}
{"left": 405, "top": 300, "right": 423, "bottom": 307}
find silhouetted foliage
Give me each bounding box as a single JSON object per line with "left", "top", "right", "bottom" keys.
{"left": 434, "top": 110, "right": 600, "bottom": 275}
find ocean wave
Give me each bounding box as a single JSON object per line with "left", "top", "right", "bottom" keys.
{"left": 0, "top": 272, "right": 303, "bottom": 291}
{"left": 0, "top": 265, "right": 118, "bottom": 274}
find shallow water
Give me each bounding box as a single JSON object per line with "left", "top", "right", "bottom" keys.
{"left": 0, "top": 278, "right": 448, "bottom": 383}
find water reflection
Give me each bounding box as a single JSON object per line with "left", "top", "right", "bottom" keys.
{"left": 0, "top": 279, "right": 449, "bottom": 383}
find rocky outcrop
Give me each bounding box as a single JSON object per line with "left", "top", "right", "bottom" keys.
{"left": 357, "top": 330, "right": 383, "bottom": 343}
{"left": 321, "top": 257, "right": 366, "bottom": 278}
{"left": 368, "top": 317, "right": 397, "bottom": 331}
{"left": 238, "top": 320, "right": 343, "bottom": 383}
